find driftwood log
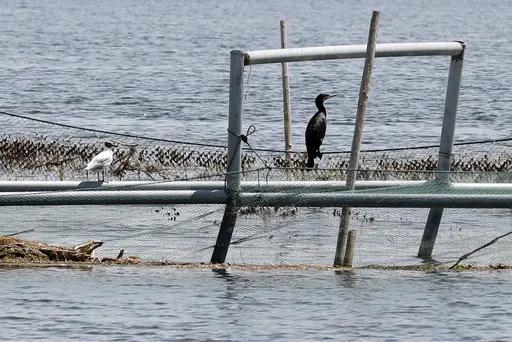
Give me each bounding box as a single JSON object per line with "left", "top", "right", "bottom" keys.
{"left": 0, "top": 237, "right": 104, "bottom": 262}
{"left": 0, "top": 237, "right": 143, "bottom": 264}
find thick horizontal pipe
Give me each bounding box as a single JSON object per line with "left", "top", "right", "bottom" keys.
{"left": 1, "top": 180, "right": 512, "bottom": 193}
{"left": 0, "top": 190, "right": 228, "bottom": 206}
{"left": 240, "top": 192, "right": 512, "bottom": 208}
{"left": 0, "top": 189, "right": 510, "bottom": 208}
{"left": 450, "top": 183, "right": 512, "bottom": 192}
{"left": 245, "top": 42, "right": 464, "bottom": 65}
{"left": 0, "top": 181, "right": 223, "bottom": 192}
{"left": 0, "top": 180, "right": 425, "bottom": 192}
{"left": 1, "top": 180, "right": 512, "bottom": 194}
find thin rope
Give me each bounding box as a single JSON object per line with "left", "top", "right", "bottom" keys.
{"left": 1, "top": 109, "right": 511, "bottom": 154}
{"left": 228, "top": 125, "right": 272, "bottom": 171}
{"left": 270, "top": 166, "right": 503, "bottom": 174}
{"left": 0, "top": 110, "right": 227, "bottom": 149}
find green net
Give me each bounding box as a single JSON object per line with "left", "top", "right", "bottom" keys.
{"left": 1, "top": 204, "right": 510, "bottom": 268}
{"left": 0, "top": 111, "right": 511, "bottom": 268}
{"left": 1, "top": 111, "right": 511, "bottom": 182}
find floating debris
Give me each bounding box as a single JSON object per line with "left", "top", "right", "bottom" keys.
{"left": 0, "top": 237, "right": 103, "bottom": 262}
{"left": 0, "top": 237, "right": 143, "bottom": 264}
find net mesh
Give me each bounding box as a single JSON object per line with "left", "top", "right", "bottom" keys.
{"left": 1, "top": 111, "right": 511, "bottom": 268}
{"left": 1, "top": 111, "right": 511, "bottom": 182}
{"left": 3, "top": 205, "right": 510, "bottom": 267}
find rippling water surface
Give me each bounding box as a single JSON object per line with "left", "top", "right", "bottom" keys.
{"left": 1, "top": 0, "right": 512, "bottom": 340}
{"left": 1, "top": 0, "right": 511, "bottom": 150}
{"left": 2, "top": 267, "right": 512, "bottom": 341}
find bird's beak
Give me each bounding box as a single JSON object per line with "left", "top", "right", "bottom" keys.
{"left": 327, "top": 95, "right": 337, "bottom": 99}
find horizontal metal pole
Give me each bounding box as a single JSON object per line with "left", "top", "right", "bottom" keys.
{"left": 0, "top": 180, "right": 425, "bottom": 192}
{"left": 0, "top": 190, "right": 228, "bottom": 206}
{"left": 0, "top": 181, "right": 224, "bottom": 192}
{"left": 1, "top": 180, "right": 511, "bottom": 194}
{"left": 245, "top": 42, "right": 464, "bottom": 65}
{"left": 240, "top": 192, "right": 512, "bottom": 208}
{"left": 0, "top": 188, "right": 510, "bottom": 208}
{"left": 450, "top": 183, "right": 512, "bottom": 192}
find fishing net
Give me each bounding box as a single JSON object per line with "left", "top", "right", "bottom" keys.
{"left": 0, "top": 110, "right": 511, "bottom": 268}
{"left": 2, "top": 203, "right": 510, "bottom": 268}
{"left": 1, "top": 111, "right": 511, "bottom": 183}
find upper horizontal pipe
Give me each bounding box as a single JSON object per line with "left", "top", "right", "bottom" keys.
{"left": 1, "top": 180, "right": 511, "bottom": 193}
{"left": 0, "top": 180, "right": 425, "bottom": 192}
{"left": 244, "top": 42, "right": 465, "bottom": 65}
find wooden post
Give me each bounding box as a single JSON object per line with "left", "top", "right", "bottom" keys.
{"left": 342, "top": 230, "right": 357, "bottom": 267}
{"left": 334, "top": 11, "right": 380, "bottom": 266}
{"left": 280, "top": 20, "right": 293, "bottom": 161}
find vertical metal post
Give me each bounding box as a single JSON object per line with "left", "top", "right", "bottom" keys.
{"left": 280, "top": 20, "right": 293, "bottom": 161}
{"left": 211, "top": 50, "right": 245, "bottom": 264}
{"left": 334, "top": 11, "right": 380, "bottom": 266}
{"left": 418, "top": 45, "right": 465, "bottom": 259}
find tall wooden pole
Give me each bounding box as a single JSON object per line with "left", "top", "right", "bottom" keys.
{"left": 280, "top": 20, "right": 293, "bottom": 161}
{"left": 334, "top": 11, "right": 380, "bottom": 266}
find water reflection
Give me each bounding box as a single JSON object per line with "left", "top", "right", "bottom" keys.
{"left": 212, "top": 268, "right": 251, "bottom": 316}
{"left": 334, "top": 269, "right": 359, "bottom": 288}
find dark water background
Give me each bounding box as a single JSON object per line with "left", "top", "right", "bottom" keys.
{"left": 1, "top": 0, "right": 512, "bottom": 340}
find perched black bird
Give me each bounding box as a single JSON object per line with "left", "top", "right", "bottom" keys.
{"left": 305, "top": 93, "right": 336, "bottom": 168}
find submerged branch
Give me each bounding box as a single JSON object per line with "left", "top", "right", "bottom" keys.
{"left": 1, "top": 229, "right": 35, "bottom": 238}
{"left": 450, "top": 230, "right": 512, "bottom": 269}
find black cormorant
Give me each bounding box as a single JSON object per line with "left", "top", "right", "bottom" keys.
{"left": 305, "top": 93, "right": 336, "bottom": 168}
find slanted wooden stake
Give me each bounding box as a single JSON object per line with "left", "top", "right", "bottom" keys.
{"left": 280, "top": 20, "right": 293, "bottom": 161}
{"left": 334, "top": 11, "right": 380, "bottom": 266}
{"left": 343, "top": 230, "right": 357, "bottom": 267}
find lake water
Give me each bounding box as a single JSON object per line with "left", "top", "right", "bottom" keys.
{"left": 2, "top": 267, "right": 512, "bottom": 341}
{"left": 1, "top": 0, "right": 512, "bottom": 151}
{"left": 1, "top": 0, "right": 512, "bottom": 340}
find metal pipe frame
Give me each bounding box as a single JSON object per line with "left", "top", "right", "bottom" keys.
{"left": 225, "top": 50, "right": 245, "bottom": 192}
{"left": 2, "top": 180, "right": 510, "bottom": 193}
{"left": 243, "top": 40, "right": 469, "bottom": 263}
{"left": 0, "top": 189, "right": 510, "bottom": 208}
{"left": 0, "top": 180, "right": 426, "bottom": 192}
{"left": 211, "top": 50, "right": 245, "bottom": 263}
{"left": 418, "top": 46, "right": 465, "bottom": 259}
{"left": 245, "top": 42, "right": 464, "bottom": 65}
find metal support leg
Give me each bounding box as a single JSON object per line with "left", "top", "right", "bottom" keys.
{"left": 211, "top": 50, "right": 245, "bottom": 263}
{"left": 418, "top": 45, "right": 465, "bottom": 259}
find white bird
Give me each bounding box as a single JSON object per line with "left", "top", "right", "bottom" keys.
{"left": 85, "top": 141, "right": 116, "bottom": 182}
